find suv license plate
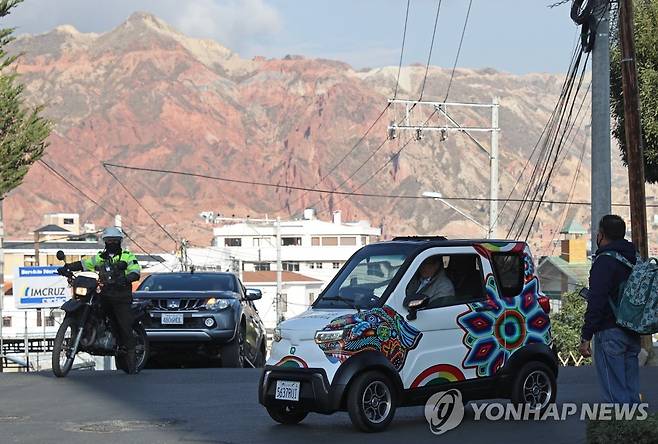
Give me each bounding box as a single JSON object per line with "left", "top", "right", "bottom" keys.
{"left": 161, "top": 313, "right": 184, "bottom": 325}
{"left": 275, "top": 380, "right": 300, "bottom": 401}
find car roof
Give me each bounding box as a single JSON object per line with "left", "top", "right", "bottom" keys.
{"left": 144, "top": 272, "right": 237, "bottom": 278}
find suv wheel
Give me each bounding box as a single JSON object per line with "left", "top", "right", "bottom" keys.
{"left": 222, "top": 324, "right": 245, "bottom": 368}
{"left": 347, "top": 371, "right": 397, "bottom": 433}
{"left": 511, "top": 361, "right": 557, "bottom": 412}
{"left": 266, "top": 405, "right": 308, "bottom": 425}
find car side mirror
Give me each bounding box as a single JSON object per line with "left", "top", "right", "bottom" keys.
{"left": 56, "top": 250, "right": 66, "bottom": 261}
{"left": 245, "top": 288, "right": 262, "bottom": 301}
{"left": 579, "top": 287, "right": 589, "bottom": 300}
{"left": 406, "top": 294, "right": 429, "bottom": 321}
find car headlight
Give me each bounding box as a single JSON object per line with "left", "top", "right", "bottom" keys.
{"left": 204, "top": 297, "right": 230, "bottom": 310}
{"left": 314, "top": 329, "right": 345, "bottom": 343}
{"left": 74, "top": 287, "right": 88, "bottom": 297}
{"left": 273, "top": 327, "right": 282, "bottom": 342}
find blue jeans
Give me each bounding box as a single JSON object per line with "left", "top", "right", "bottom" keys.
{"left": 593, "top": 327, "right": 641, "bottom": 404}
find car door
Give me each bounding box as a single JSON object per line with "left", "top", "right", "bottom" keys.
{"left": 386, "top": 246, "right": 492, "bottom": 389}
{"left": 239, "top": 281, "right": 259, "bottom": 360}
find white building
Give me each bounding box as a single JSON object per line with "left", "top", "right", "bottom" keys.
{"left": 243, "top": 271, "right": 324, "bottom": 331}
{"left": 211, "top": 209, "right": 381, "bottom": 283}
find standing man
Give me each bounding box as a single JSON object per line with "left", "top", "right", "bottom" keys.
{"left": 579, "top": 215, "right": 641, "bottom": 403}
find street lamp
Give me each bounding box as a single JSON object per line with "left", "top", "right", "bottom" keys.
{"left": 422, "top": 191, "right": 490, "bottom": 236}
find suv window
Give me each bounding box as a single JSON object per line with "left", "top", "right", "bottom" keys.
{"left": 138, "top": 274, "right": 237, "bottom": 292}
{"left": 405, "top": 254, "right": 485, "bottom": 310}
{"left": 491, "top": 253, "right": 524, "bottom": 297}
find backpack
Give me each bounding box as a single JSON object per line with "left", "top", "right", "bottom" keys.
{"left": 598, "top": 251, "right": 658, "bottom": 335}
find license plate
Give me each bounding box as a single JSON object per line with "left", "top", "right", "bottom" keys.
{"left": 161, "top": 313, "right": 184, "bottom": 325}
{"left": 275, "top": 380, "right": 300, "bottom": 401}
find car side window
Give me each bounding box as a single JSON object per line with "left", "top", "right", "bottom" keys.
{"left": 405, "top": 254, "right": 486, "bottom": 310}
{"left": 491, "top": 253, "right": 524, "bottom": 298}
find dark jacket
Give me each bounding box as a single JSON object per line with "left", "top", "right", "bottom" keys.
{"left": 581, "top": 239, "right": 637, "bottom": 341}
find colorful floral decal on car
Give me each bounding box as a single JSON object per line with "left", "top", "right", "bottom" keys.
{"left": 457, "top": 271, "right": 550, "bottom": 378}
{"left": 410, "top": 364, "right": 465, "bottom": 388}
{"left": 275, "top": 355, "right": 309, "bottom": 368}
{"left": 317, "top": 305, "right": 422, "bottom": 371}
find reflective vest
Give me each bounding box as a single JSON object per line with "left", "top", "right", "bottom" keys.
{"left": 82, "top": 250, "right": 141, "bottom": 277}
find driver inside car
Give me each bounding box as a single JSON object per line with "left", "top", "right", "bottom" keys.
{"left": 404, "top": 255, "right": 455, "bottom": 309}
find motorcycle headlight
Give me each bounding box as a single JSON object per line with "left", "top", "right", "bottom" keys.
{"left": 273, "top": 327, "right": 282, "bottom": 342}
{"left": 314, "top": 329, "right": 345, "bottom": 344}
{"left": 74, "top": 287, "right": 88, "bottom": 297}
{"left": 204, "top": 297, "right": 230, "bottom": 311}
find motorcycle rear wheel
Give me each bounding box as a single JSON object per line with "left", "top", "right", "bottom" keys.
{"left": 52, "top": 317, "right": 78, "bottom": 377}
{"left": 115, "top": 324, "right": 149, "bottom": 374}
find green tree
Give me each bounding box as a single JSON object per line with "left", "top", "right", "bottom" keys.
{"left": 611, "top": 0, "right": 658, "bottom": 183}
{"left": 0, "top": 0, "right": 51, "bottom": 197}
{"left": 551, "top": 289, "right": 592, "bottom": 365}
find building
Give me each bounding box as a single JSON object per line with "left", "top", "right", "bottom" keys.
{"left": 537, "top": 219, "right": 591, "bottom": 312}
{"left": 243, "top": 271, "right": 323, "bottom": 331}
{"left": 211, "top": 209, "right": 381, "bottom": 283}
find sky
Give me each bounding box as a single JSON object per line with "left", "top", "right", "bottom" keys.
{"left": 3, "top": 0, "right": 581, "bottom": 74}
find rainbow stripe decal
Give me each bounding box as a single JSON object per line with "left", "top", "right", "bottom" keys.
{"left": 275, "top": 356, "right": 308, "bottom": 369}
{"left": 410, "top": 364, "right": 465, "bottom": 388}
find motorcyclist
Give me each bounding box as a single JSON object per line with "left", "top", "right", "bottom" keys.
{"left": 58, "top": 227, "right": 142, "bottom": 374}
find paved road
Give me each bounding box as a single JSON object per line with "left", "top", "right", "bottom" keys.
{"left": 1, "top": 366, "right": 656, "bottom": 444}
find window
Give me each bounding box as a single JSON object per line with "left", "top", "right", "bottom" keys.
{"left": 405, "top": 253, "right": 486, "bottom": 310}
{"left": 36, "top": 309, "right": 42, "bottom": 327}
{"left": 63, "top": 218, "right": 74, "bottom": 225}
{"left": 138, "top": 274, "right": 238, "bottom": 292}
{"left": 315, "top": 262, "right": 323, "bottom": 269}
{"left": 340, "top": 236, "right": 357, "bottom": 246}
{"left": 224, "top": 238, "right": 242, "bottom": 247}
{"left": 361, "top": 236, "right": 367, "bottom": 245}
{"left": 308, "top": 292, "right": 316, "bottom": 305}
{"left": 282, "top": 262, "right": 300, "bottom": 272}
{"left": 311, "top": 237, "right": 321, "bottom": 246}
{"left": 491, "top": 253, "right": 524, "bottom": 298}
{"left": 23, "top": 255, "right": 35, "bottom": 266}
{"left": 45, "top": 315, "right": 55, "bottom": 327}
{"left": 309, "top": 263, "right": 315, "bottom": 269}
{"left": 2, "top": 317, "right": 11, "bottom": 328}
{"left": 280, "top": 293, "right": 288, "bottom": 312}
{"left": 322, "top": 236, "right": 338, "bottom": 246}
{"left": 254, "top": 262, "right": 270, "bottom": 271}
{"left": 333, "top": 262, "right": 341, "bottom": 269}
{"left": 282, "top": 237, "right": 302, "bottom": 246}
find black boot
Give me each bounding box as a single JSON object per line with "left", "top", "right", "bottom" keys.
{"left": 126, "top": 347, "right": 138, "bottom": 374}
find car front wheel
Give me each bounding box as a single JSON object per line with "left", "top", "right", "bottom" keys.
{"left": 511, "top": 361, "right": 557, "bottom": 412}
{"left": 347, "top": 371, "right": 397, "bottom": 433}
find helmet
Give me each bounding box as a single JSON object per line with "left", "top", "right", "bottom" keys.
{"left": 101, "top": 227, "right": 125, "bottom": 242}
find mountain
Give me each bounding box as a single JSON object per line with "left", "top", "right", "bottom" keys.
{"left": 3, "top": 12, "right": 644, "bottom": 254}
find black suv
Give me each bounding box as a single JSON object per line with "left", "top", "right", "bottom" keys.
{"left": 134, "top": 272, "right": 266, "bottom": 367}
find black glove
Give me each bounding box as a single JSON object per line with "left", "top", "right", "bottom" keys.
{"left": 57, "top": 265, "right": 70, "bottom": 276}
{"left": 115, "top": 273, "right": 129, "bottom": 288}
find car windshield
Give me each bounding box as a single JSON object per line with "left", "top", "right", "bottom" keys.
{"left": 314, "top": 243, "right": 419, "bottom": 310}
{"left": 137, "top": 274, "right": 237, "bottom": 292}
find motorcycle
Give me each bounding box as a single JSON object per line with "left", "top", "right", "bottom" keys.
{"left": 52, "top": 250, "right": 150, "bottom": 377}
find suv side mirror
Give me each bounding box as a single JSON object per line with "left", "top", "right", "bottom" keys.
{"left": 406, "top": 294, "right": 429, "bottom": 321}
{"left": 56, "top": 250, "right": 66, "bottom": 261}
{"left": 245, "top": 288, "right": 262, "bottom": 301}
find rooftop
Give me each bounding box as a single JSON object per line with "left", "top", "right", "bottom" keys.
{"left": 538, "top": 256, "right": 591, "bottom": 284}
{"left": 242, "top": 271, "right": 322, "bottom": 283}
{"left": 35, "top": 224, "right": 70, "bottom": 233}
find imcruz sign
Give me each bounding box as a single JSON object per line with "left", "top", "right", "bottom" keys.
{"left": 13, "top": 266, "right": 71, "bottom": 309}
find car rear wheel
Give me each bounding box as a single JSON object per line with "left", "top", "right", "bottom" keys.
{"left": 266, "top": 405, "right": 308, "bottom": 425}
{"left": 347, "top": 371, "right": 397, "bottom": 433}
{"left": 511, "top": 361, "right": 557, "bottom": 413}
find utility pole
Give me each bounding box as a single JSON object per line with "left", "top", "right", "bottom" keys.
{"left": 0, "top": 198, "right": 5, "bottom": 372}
{"left": 388, "top": 99, "right": 500, "bottom": 237}
{"left": 490, "top": 97, "right": 500, "bottom": 238}
{"left": 275, "top": 217, "right": 282, "bottom": 324}
{"left": 591, "top": 0, "right": 612, "bottom": 254}
{"left": 618, "top": 0, "right": 651, "bottom": 359}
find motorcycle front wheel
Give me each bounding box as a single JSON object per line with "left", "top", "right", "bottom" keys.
{"left": 52, "top": 317, "right": 78, "bottom": 377}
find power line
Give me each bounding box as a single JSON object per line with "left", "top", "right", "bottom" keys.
{"left": 394, "top": 0, "right": 412, "bottom": 100}
{"left": 419, "top": 0, "right": 443, "bottom": 101}
{"left": 444, "top": 0, "right": 473, "bottom": 102}
{"left": 104, "top": 164, "right": 178, "bottom": 245}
